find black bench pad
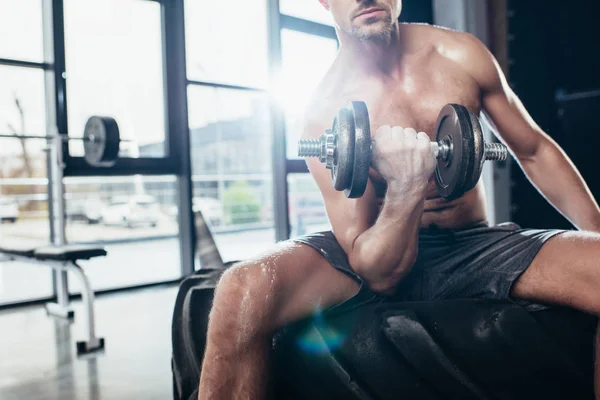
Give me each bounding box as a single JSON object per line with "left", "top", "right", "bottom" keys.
{"left": 34, "top": 245, "right": 107, "bottom": 261}
{"left": 0, "top": 246, "right": 36, "bottom": 257}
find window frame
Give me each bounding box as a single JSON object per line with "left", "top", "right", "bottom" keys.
{"left": 270, "top": 2, "right": 339, "bottom": 241}
{"left": 56, "top": 0, "right": 178, "bottom": 177}
{"left": 0, "top": 0, "right": 344, "bottom": 308}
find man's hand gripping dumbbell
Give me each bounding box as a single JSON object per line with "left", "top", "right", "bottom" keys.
{"left": 299, "top": 102, "right": 508, "bottom": 200}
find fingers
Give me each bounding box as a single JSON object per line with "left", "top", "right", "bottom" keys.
{"left": 376, "top": 125, "right": 392, "bottom": 139}
{"left": 404, "top": 127, "right": 417, "bottom": 137}
{"left": 376, "top": 126, "right": 430, "bottom": 143}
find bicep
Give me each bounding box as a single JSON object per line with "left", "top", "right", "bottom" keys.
{"left": 482, "top": 78, "right": 546, "bottom": 159}
{"left": 461, "top": 33, "right": 547, "bottom": 159}
{"left": 306, "top": 157, "right": 379, "bottom": 254}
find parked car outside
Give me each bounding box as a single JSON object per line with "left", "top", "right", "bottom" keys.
{"left": 166, "top": 197, "right": 224, "bottom": 227}
{"left": 193, "top": 197, "right": 224, "bottom": 227}
{"left": 66, "top": 198, "right": 104, "bottom": 224}
{"left": 0, "top": 198, "right": 19, "bottom": 223}
{"left": 101, "top": 195, "right": 160, "bottom": 228}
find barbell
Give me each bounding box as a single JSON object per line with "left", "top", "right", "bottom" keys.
{"left": 298, "top": 102, "right": 508, "bottom": 200}
{"left": 0, "top": 116, "right": 121, "bottom": 167}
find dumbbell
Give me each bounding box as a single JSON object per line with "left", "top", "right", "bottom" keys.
{"left": 298, "top": 101, "right": 508, "bottom": 200}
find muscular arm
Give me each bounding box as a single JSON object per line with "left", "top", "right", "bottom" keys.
{"left": 458, "top": 33, "right": 600, "bottom": 231}
{"left": 304, "top": 119, "right": 430, "bottom": 295}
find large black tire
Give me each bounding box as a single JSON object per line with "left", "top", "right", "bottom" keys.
{"left": 172, "top": 272, "right": 597, "bottom": 400}
{"left": 272, "top": 300, "right": 596, "bottom": 400}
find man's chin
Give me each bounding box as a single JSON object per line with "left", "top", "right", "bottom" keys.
{"left": 351, "top": 22, "right": 393, "bottom": 42}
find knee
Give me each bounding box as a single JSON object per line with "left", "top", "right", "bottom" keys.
{"left": 209, "top": 261, "right": 280, "bottom": 340}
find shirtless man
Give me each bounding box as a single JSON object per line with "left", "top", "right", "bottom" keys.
{"left": 198, "top": 1, "right": 600, "bottom": 398}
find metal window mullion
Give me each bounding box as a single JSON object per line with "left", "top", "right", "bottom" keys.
{"left": 286, "top": 159, "right": 309, "bottom": 174}
{"left": 43, "top": 0, "right": 69, "bottom": 299}
{"left": 268, "top": 0, "right": 290, "bottom": 241}
{"left": 0, "top": 58, "right": 51, "bottom": 70}
{"left": 163, "top": 0, "right": 195, "bottom": 276}
{"left": 187, "top": 79, "right": 265, "bottom": 93}
{"left": 280, "top": 14, "right": 337, "bottom": 39}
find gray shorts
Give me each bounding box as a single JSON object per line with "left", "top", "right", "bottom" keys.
{"left": 293, "top": 222, "right": 566, "bottom": 311}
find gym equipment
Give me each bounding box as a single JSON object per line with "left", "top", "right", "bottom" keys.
{"left": 171, "top": 266, "right": 596, "bottom": 400}
{"left": 0, "top": 115, "right": 122, "bottom": 356}
{"left": 0, "top": 115, "right": 122, "bottom": 167}
{"left": 171, "top": 214, "right": 596, "bottom": 400}
{"left": 0, "top": 245, "right": 107, "bottom": 355}
{"left": 298, "top": 102, "right": 508, "bottom": 200}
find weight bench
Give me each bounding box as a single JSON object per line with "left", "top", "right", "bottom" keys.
{"left": 0, "top": 244, "right": 106, "bottom": 355}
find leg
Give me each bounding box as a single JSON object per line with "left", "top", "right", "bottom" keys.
{"left": 511, "top": 231, "right": 600, "bottom": 398}
{"left": 198, "top": 240, "right": 360, "bottom": 400}
{"left": 69, "top": 262, "right": 105, "bottom": 355}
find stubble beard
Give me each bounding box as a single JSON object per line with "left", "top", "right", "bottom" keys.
{"left": 350, "top": 19, "right": 394, "bottom": 43}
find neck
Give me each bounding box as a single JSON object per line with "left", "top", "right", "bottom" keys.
{"left": 337, "top": 23, "right": 404, "bottom": 74}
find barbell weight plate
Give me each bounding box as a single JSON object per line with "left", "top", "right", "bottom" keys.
{"left": 463, "top": 109, "right": 485, "bottom": 193}
{"left": 83, "top": 116, "right": 120, "bottom": 167}
{"left": 434, "top": 104, "right": 474, "bottom": 200}
{"left": 331, "top": 107, "right": 355, "bottom": 192}
{"left": 345, "top": 101, "right": 372, "bottom": 199}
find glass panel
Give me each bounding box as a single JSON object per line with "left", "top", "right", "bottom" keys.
{"left": 0, "top": 66, "right": 47, "bottom": 137}
{"left": 277, "top": 29, "right": 338, "bottom": 159}
{"left": 188, "top": 86, "right": 274, "bottom": 262}
{"left": 0, "top": 0, "right": 44, "bottom": 63}
{"left": 288, "top": 174, "right": 330, "bottom": 237}
{"left": 64, "top": 175, "right": 181, "bottom": 291}
{"left": 185, "top": 0, "right": 269, "bottom": 88}
{"left": 280, "top": 0, "right": 335, "bottom": 26}
{"left": 0, "top": 66, "right": 52, "bottom": 304}
{"left": 64, "top": 0, "right": 166, "bottom": 158}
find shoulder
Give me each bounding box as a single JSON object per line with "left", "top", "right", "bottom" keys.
{"left": 301, "top": 61, "right": 349, "bottom": 139}
{"left": 413, "top": 24, "right": 502, "bottom": 88}
{"left": 403, "top": 23, "right": 492, "bottom": 63}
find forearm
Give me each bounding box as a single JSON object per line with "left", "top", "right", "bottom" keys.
{"left": 349, "top": 184, "right": 425, "bottom": 294}
{"left": 519, "top": 138, "right": 600, "bottom": 231}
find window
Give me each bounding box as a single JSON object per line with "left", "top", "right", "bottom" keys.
{"left": 184, "top": 0, "right": 269, "bottom": 88}
{"left": 0, "top": 165, "right": 52, "bottom": 304}
{"left": 288, "top": 174, "right": 329, "bottom": 237}
{"left": 64, "top": 0, "right": 166, "bottom": 158}
{"left": 0, "top": 64, "right": 51, "bottom": 305}
{"left": 278, "top": 29, "right": 338, "bottom": 159}
{"left": 0, "top": 0, "right": 44, "bottom": 63}
{"left": 0, "top": 66, "right": 47, "bottom": 137}
{"left": 279, "top": 0, "right": 335, "bottom": 26}
{"left": 188, "top": 86, "right": 275, "bottom": 261}
{"left": 64, "top": 175, "right": 181, "bottom": 291}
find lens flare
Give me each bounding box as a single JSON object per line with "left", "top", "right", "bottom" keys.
{"left": 295, "top": 309, "right": 348, "bottom": 354}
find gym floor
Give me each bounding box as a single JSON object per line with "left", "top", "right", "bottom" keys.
{"left": 0, "top": 285, "right": 178, "bottom": 400}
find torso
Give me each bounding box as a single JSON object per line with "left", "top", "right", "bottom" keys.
{"left": 307, "top": 24, "right": 488, "bottom": 230}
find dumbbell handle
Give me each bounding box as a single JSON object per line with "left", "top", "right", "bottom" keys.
{"left": 298, "top": 136, "right": 507, "bottom": 162}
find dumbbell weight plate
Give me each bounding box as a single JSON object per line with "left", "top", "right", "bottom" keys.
{"left": 331, "top": 107, "right": 356, "bottom": 191}
{"left": 345, "top": 101, "right": 372, "bottom": 199}
{"left": 434, "top": 104, "right": 475, "bottom": 200}
{"left": 463, "top": 109, "right": 485, "bottom": 193}
{"left": 83, "top": 116, "right": 120, "bottom": 167}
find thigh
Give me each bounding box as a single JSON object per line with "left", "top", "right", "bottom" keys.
{"left": 512, "top": 231, "right": 600, "bottom": 315}
{"left": 218, "top": 239, "right": 361, "bottom": 333}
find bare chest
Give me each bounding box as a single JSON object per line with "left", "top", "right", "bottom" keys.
{"left": 330, "top": 61, "right": 482, "bottom": 194}
{"left": 340, "top": 65, "right": 482, "bottom": 141}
